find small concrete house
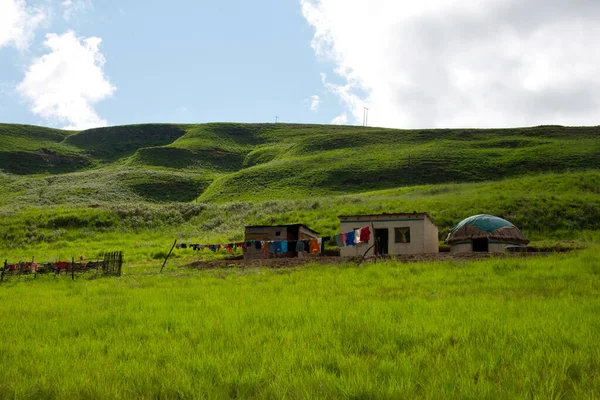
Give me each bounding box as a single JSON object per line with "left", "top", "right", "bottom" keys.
{"left": 445, "top": 214, "right": 529, "bottom": 253}
{"left": 338, "top": 213, "right": 439, "bottom": 257}
{"left": 244, "top": 224, "right": 319, "bottom": 260}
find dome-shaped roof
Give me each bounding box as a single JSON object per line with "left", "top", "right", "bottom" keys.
{"left": 446, "top": 214, "right": 529, "bottom": 245}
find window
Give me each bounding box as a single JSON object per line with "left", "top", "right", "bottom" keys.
{"left": 275, "top": 231, "right": 281, "bottom": 237}
{"left": 394, "top": 227, "right": 411, "bottom": 243}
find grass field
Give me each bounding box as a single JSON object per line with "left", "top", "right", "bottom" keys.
{"left": 0, "top": 248, "right": 598, "bottom": 398}
{"left": 0, "top": 122, "right": 599, "bottom": 398}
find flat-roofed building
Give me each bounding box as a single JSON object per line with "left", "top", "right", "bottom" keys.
{"left": 338, "top": 212, "right": 439, "bottom": 257}
{"left": 244, "top": 224, "right": 319, "bottom": 260}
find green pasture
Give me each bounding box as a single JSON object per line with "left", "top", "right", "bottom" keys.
{"left": 0, "top": 248, "right": 598, "bottom": 398}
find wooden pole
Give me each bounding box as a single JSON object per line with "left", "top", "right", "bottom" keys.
{"left": 71, "top": 257, "right": 75, "bottom": 280}
{"left": 1, "top": 260, "right": 6, "bottom": 282}
{"left": 160, "top": 239, "right": 178, "bottom": 273}
{"left": 32, "top": 256, "right": 36, "bottom": 279}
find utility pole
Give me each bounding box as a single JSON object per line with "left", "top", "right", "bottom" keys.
{"left": 275, "top": 116, "right": 279, "bottom": 124}
{"left": 363, "top": 107, "right": 369, "bottom": 127}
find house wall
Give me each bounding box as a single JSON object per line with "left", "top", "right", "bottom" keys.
{"left": 244, "top": 226, "right": 288, "bottom": 260}
{"left": 339, "top": 215, "right": 439, "bottom": 258}
{"left": 243, "top": 226, "right": 319, "bottom": 260}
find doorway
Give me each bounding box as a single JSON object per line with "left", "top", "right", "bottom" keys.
{"left": 472, "top": 238, "right": 489, "bottom": 252}
{"left": 375, "top": 229, "right": 389, "bottom": 255}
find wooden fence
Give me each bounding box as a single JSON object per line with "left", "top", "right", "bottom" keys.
{"left": 1, "top": 251, "right": 123, "bottom": 281}
{"left": 102, "top": 251, "right": 123, "bottom": 277}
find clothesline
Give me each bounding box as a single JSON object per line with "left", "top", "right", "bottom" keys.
{"left": 176, "top": 226, "right": 372, "bottom": 255}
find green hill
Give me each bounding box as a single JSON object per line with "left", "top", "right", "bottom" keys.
{"left": 0, "top": 123, "right": 598, "bottom": 204}
{"left": 0, "top": 121, "right": 599, "bottom": 259}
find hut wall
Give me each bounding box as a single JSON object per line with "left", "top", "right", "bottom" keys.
{"left": 450, "top": 243, "right": 473, "bottom": 253}
{"left": 450, "top": 241, "right": 527, "bottom": 253}
{"left": 489, "top": 242, "right": 526, "bottom": 253}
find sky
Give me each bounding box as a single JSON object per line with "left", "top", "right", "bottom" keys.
{"left": 1, "top": 0, "right": 600, "bottom": 130}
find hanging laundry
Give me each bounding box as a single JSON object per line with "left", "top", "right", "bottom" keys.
{"left": 268, "top": 241, "right": 275, "bottom": 254}
{"left": 255, "top": 241, "right": 262, "bottom": 250}
{"left": 355, "top": 228, "right": 362, "bottom": 244}
{"left": 274, "top": 241, "right": 282, "bottom": 254}
{"left": 319, "top": 238, "right": 325, "bottom": 255}
{"left": 304, "top": 240, "right": 311, "bottom": 253}
{"left": 262, "top": 241, "right": 268, "bottom": 257}
{"left": 310, "top": 239, "right": 320, "bottom": 253}
{"left": 281, "top": 241, "right": 288, "bottom": 253}
{"left": 345, "top": 231, "right": 356, "bottom": 246}
{"left": 335, "top": 234, "right": 345, "bottom": 247}
{"left": 360, "top": 226, "right": 371, "bottom": 242}
{"left": 296, "top": 240, "right": 305, "bottom": 253}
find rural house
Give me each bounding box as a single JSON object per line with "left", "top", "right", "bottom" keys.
{"left": 244, "top": 224, "right": 320, "bottom": 260}
{"left": 338, "top": 213, "right": 439, "bottom": 257}
{"left": 445, "top": 214, "right": 529, "bottom": 253}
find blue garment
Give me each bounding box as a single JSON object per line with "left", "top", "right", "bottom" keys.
{"left": 268, "top": 242, "right": 274, "bottom": 253}
{"left": 274, "top": 241, "right": 282, "bottom": 254}
{"left": 281, "top": 241, "right": 288, "bottom": 253}
{"left": 346, "top": 231, "right": 356, "bottom": 246}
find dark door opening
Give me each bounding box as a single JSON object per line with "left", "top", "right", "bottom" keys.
{"left": 375, "top": 229, "right": 389, "bottom": 255}
{"left": 472, "top": 238, "right": 489, "bottom": 252}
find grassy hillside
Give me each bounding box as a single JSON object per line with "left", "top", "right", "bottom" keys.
{"left": 0, "top": 122, "right": 598, "bottom": 258}
{"left": 0, "top": 123, "right": 598, "bottom": 202}
{"left": 0, "top": 124, "right": 92, "bottom": 175}
{"left": 0, "top": 171, "right": 598, "bottom": 263}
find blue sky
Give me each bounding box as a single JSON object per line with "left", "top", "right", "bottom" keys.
{"left": 2, "top": 0, "right": 600, "bottom": 130}
{"left": 0, "top": 0, "right": 344, "bottom": 129}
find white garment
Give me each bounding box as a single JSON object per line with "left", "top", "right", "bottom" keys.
{"left": 355, "top": 228, "right": 362, "bottom": 244}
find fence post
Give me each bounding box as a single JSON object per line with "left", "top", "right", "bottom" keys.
{"left": 161, "top": 239, "right": 178, "bottom": 273}
{"left": 71, "top": 257, "right": 75, "bottom": 281}
{"left": 32, "top": 256, "right": 36, "bottom": 279}
{"left": 1, "top": 260, "right": 6, "bottom": 282}
{"left": 118, "top": 251, "right": 123, "bottom": 276}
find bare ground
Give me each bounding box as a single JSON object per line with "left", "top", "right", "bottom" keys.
{"left": 183, "top": 251, "right": 554, "bottom": 270}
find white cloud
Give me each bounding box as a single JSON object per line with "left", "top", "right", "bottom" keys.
{"left": 302, "top": 0, "right": 600, "bottom": 128}
{"left": 17, "top": 30, "right": 116, "bottom": 130}
{"left": 309, "top": 94, "right": 321, "bottom": 111}
{"left": 0, "top": 0, "right": 45, "bottom": 50}
{"left": 61, "top": 0, "right": 91, "bottom": 21}
{"left": 331, "top": 113, "right": 347, "bottom": 125}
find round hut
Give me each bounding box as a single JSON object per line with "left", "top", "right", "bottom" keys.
{"left": 446, "top": 214, "right": 529, "bottom": 253}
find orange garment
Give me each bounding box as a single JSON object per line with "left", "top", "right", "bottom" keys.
{"left": 309, "top": 239, "right": 320, "bottom": 253}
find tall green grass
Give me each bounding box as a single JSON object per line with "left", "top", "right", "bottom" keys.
{"left": 0, "top": 248, "right": 598, "bottom": 398}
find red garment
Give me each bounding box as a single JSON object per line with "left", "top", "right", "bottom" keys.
{"left": 55, "top": 261, "right": 69, "bottom": 270}
{"left": 360, "top": 226, "right": 371, "bottom": 242}
{"left": 341, "top": 233, "right": 347, "bottom": 244}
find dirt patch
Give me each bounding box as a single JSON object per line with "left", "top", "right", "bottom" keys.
{"left": 183, "top": 252, "right": 554, "bottom": 270}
